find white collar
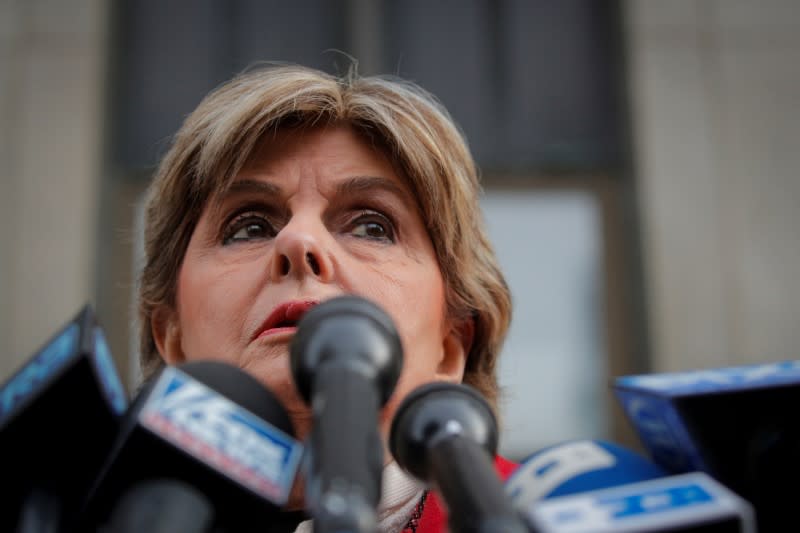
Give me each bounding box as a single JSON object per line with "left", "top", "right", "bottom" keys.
{"left": 294, "top": 461, "right": 425, "bottom": 533}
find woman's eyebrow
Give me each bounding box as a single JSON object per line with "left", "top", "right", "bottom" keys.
{"left": 334, "top": 175, "right": 411, "bottom": 203}
{"left": 208, "top": 179, "right": 283, "bottom": 218}
{"left": 226, "top": 179, "right": 283, "bottom": 198}
{"left": 219, "top": 175, "right": 411, "bottom": 205}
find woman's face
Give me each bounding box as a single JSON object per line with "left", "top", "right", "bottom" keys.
{"left": 153, "top": 124, "right": 470, "bottom": 452}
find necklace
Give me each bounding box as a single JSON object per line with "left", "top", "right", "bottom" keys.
{"left": 402, "top": 490, "right": 429, "bottom": 532}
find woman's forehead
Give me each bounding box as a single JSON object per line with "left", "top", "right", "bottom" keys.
{"left": 200, "top": 125, "right": 430, "bottom": 223}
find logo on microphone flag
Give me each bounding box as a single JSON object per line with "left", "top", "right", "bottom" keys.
{"left": 140, "top": 367, "right": 303, "bottom": 505}
{"left": 527, "top": 473, "right": 755, "bottom": 533}
{"left": 0, "top": 323, "right": 79, "bottom": 426}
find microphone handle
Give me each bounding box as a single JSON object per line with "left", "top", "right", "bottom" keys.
{"left": 429, "top": 437, "right": 527, "bottom": 533}
{"left": 309, "top": 364, "right": 383, "bottom": 533}
{"left": 103, "top": 480, "right": 214, "bottom": 533}
{"left": 17, "top": 488, "right": 60, "bottom": 533}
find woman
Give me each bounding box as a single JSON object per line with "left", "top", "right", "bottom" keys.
{"left": 137, "top": 64, "right": 513, "bottom": 532}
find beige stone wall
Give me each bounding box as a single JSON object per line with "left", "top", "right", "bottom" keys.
{"left": 2, "top": 0, "right": 798, "bottom": 386}
{"left": 0, "top": 0, "right": 107, "bottom": 379}
{"left": 626, "top": 0, "right": 800, "bottom": 371}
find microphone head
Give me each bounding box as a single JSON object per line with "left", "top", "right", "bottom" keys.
{"left": 389, "top": 381, "right": 498, "bottom": 482}
{"left": 0, "top": 305, "right": 127, "bottom": 531}
{"left": 290, "top": 295, "right": 403, "bottom": 405}
{"left": 83, "top": 361, "right": 304, "bottom": 531}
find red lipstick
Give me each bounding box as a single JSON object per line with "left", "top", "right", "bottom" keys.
{"left": 255, "top": 300, "right": 318, "bottom": 339}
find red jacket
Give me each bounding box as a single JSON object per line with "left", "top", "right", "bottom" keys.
{"left": 401, "top": 456, "right": 518, "bottom": 533}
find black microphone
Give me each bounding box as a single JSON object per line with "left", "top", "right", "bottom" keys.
{"left": 81, "top": 360, "right": 305, "bottom": 533}
{"left": 615, "top": 361, "right": 800, "bottom": 531}
{"left": 104, "top": 479, "right": 214, "bottom": 533}
{"left": 390, "top": 382, "right": 527, "bottom": 533}
{"left": 0, "top": 305, "right": 127, "bottom": 533}
{"left": 290, "top": 295, "right": 403, "bottom": 533}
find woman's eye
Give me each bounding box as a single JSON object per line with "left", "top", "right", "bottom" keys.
{"left": 223, "top": 214, "right": 276, "bottom": 244}
{"left": 349, "top": 213, "right": 395, "bottom": 242}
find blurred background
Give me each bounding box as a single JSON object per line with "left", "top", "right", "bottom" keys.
{"left": 1, "top": 0, "right": 798, "bottom": 460}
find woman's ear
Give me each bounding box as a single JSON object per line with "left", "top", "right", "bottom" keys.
{"left": 436, "top": 316, "right": 475, "bottom": 383}
{"left": 151, "top": 306, "right": 185, "bottom": 365}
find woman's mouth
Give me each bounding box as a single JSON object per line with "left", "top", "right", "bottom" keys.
{"left": 255, "top": 300, "right": 318, "bottom": 339}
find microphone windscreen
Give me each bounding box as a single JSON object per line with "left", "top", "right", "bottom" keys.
{"left": 290, "top": 295, "right": 403, "bottom": 405}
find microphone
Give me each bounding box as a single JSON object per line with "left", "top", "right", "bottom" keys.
{"left": 290, "top": 296, "right": 403, "bottom": 533}
{"left": 82, "top": 360, "right": 304, "bottom": 533}
{"left": 104, "top": 479, "right": 214, "bottom": 533}
{"left": 505, "top": 439, "right": 754, "bottom": 531}
{"left": 390, "top": 382, "right": 527, "bottom": 533}
{"left": 524, "top": 472, "right": 756, "bottom": 532}
{"left": 0, "top": 305, "right": 127, "bottom": 533}
{"left": 615, "top": 361, "right": 800, "bottom": 531}
{"left": 505, "top": 440, "right": 669, "bottom": 507}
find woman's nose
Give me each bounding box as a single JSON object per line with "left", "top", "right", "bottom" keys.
{"left": 270, "top": 220, "right": 334, "bottom": 282}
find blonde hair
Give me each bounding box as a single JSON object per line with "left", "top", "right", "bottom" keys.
{"left": 138, "top": 65, "right": 511, "bottom": 410}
